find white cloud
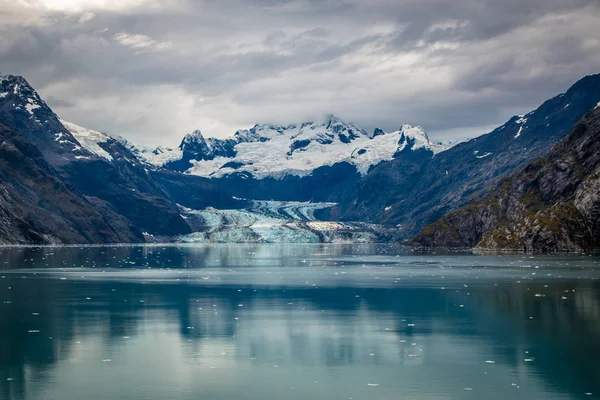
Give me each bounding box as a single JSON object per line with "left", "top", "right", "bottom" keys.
{"left": 78, "top": 12, "right": 95, "bottom": 24}
{"left": 17, "top": 0, "right": 156, "bottom": 13}
{"left": 3, "top": 0, "right": 600, "bottom": 147}
{"left": 113, "top": 32, "right": 172, "bottom": 52}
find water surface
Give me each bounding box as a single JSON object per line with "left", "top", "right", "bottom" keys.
{"left": 1, "top": 244, "right": 600, "bottom": 400}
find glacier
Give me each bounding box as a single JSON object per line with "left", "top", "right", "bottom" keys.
{"left": 177, "top": 201, "right": 395, "bottom": 243}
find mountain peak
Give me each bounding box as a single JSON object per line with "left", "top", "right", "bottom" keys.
{"left": 398, "top": 124, "right": 430, "bottom": 147}
{"left": 180, "top": 129, "right": 208, "bottom": 150}
{"left": 371, "top": 128, "right": 385, "bottom": 139}
{"left": 0, "top": 74, "right": 47, "bottom": 117}
{"left": 0, "top": 73, "right": 28, "bottom": 85}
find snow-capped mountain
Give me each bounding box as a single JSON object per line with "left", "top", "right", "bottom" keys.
{"left": 133, "top": 116, "right": 453, "bottom": 179}
{"left": 0, "top": 74, "right": 190, "bottom": 240}
{"left": 0, "top": 74, "right": 95, "bottom": 166}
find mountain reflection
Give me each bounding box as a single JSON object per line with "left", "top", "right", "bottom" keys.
{"left": 1, "top": 245, "right": 600, "bottom": 400}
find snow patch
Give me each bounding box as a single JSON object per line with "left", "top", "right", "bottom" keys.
{"left": 514, "top": 126, "right": 524, "bottom": 139}
{"left": 25, "top": 102, "right": 40, "bottom": 115}
{"left": 476, "top": 152, "right": 493, "bottom": 159}
{"left": 61, "top": 120, "right": 114, "bottom": 161}
{"left": 0, "top": 92, "right": 8, "bottom": 98}
{"left": 187, "top": 123, "right": 438, "bottom": 179}
{"left": 130, "top": 144, "right": 182, "bottom": 166}
{"left": 516, "top": 117, "right": 528, "bottom": 125}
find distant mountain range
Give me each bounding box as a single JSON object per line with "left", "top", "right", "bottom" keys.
{"left": 126, "top": 117, "right": 453, "bottom": 178}
{"left": 1, "top": 72, "right": 599, "bottom": 249}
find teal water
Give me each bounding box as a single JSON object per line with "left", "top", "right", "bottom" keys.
{"left": 1, "top": 244, "right": 600, "bottom": 400}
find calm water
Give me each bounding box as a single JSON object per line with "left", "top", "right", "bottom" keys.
{"left": 1, "top": 244, "right": 600, "bottom": 400}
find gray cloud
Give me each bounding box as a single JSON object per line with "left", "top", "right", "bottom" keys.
{"left": 1, "top": 0, "right": 599, "bottom": 145}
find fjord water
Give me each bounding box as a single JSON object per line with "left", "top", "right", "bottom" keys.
{"left": 1, "top": 245, "right": 599, "bottom": 400}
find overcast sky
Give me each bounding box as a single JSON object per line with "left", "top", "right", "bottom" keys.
{"left": 2, "top": 0, "right": 600, "bottom": 146}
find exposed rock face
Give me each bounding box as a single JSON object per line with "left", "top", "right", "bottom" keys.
{"left": 341, "top": 74, "right": 600, "bottom": 235}
{"left": 412, "top": 107, "right": 600, "bottom": 252}
{"left": 57, "top": 133, "right": 191, "bottom": 237}
{"left": 0, "top": 75, "right": 190, "bottom": 238}
{"left": 0, "top": 122, "right": 142, "bottom": 244}
{"left": 319, "top": 146, "right": 434, "bottom": 223}
{"left": 163, "top": 130, "right": 238, "bottom": 172}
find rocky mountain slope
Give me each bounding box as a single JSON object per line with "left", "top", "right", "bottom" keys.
{"left": 0, "top": 74, "right": 190, "bottom": 239}
{"left": 338, "top": 74, "right": 600, "bottom": 235}
{"left": 0, "top": 122, "right": 142, "bottom": 244}
{"left": 412, "top": 106, "right": 600, "bottom": 252}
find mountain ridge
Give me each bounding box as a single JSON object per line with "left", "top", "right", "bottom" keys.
{"left": 127, "top": 115, "right": 453, "bottom": 179}
{"left": 412, "top": 105, "right": 600, "bottom": 251}
{"left": 336, "top": 73, "right": 600, "bottom": 235}
{"left": 0, "top": 121, "right": 143, "bottom": 244}
{"left": 0, "top": 74, "right": 190, "bottom": 239}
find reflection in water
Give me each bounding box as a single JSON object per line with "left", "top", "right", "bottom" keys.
{"left": 1, "top": 245, "right": 600, "bottom": 400}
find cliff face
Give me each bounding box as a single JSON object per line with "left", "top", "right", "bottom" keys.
{"left": 350, "top": 74, "right": 600, "bottom": 235}
{"left": 0, "top": 122, "right": 142, "bottom": 244}
{"left": 412, "top": 107, "right": 600, "bottom": 252}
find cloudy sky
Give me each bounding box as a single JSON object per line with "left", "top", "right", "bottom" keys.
{"left": 2, "top": 0, "right": 600, "bottom": 146}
